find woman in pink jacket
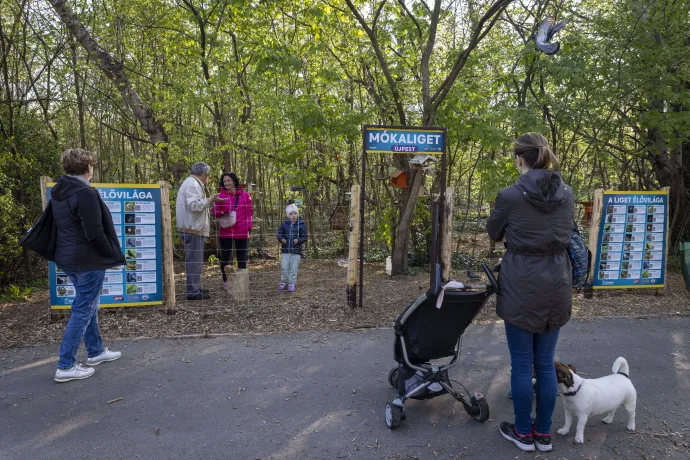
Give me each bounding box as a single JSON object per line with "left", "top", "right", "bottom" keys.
{"left": 213, "top": 172, "right": 253, "bottom": 289}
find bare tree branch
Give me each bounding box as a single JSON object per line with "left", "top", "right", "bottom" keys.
{"left": 396, "top": 0, "right": 422, "bottom": 40}
{"left": 421, "top": 0, "right": 441, "bottom": 118}
{"left": 46, "top": 0, "right": 170, "bottom": 172}
{"left": 426, "top": 0, "right": 513, "bottom": 124}
{"left": 372, "top": 0, "right": 386, "bottom": 30}
{"left": 344, "top": 0, "right": 407, "bottom": 125}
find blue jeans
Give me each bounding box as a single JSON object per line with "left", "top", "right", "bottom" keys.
{"left": 280, "top": 253, "right": 301, "bottom": 285}
{"left": 57, "top": 270, "right": 106, "bottom": 370}
{"left": 504, "top": 322, "right": 560, "bottom": 435}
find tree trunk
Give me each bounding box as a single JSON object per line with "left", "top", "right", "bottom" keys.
{"left": 642, "top": 15, "right": 690, "bottom": 245}
{"left": 70, "top": 41, "right": 86, "bottom": 149}
{"left": 47, "top": 0, "right": 169, "bottom": 175}
{"left": 391, "top": 168, "right": 424, "bottom": 274}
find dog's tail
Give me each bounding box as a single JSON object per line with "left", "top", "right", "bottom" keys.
{"left": 612, "top": 357, "right": 629, "bottom": 376}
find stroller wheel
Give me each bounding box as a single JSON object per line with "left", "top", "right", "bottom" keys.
{"left": 385, "top": 403, "right": 403, "bottom": 429}
{"left": 387, "top": 367, "right": 399, "bottom": 389}
{"left": 469, "top": 394, "right": 490, "bottom": 422}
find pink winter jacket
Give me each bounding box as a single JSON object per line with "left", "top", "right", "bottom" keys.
{"left": 212, "top": 188, "right": 253, "bottom": 239}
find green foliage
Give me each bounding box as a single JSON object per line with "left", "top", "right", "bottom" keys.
{"left": 0, "top": 113, "right": 60, "bottom": 283}
{"left": 2, "top": 0, "right": 690, "bottom": 285}
{"left": 477, "top": 156, "right": 520, "bottom": 199}
{"left": 2, "top": 284, "right": 33, "bottom": 301}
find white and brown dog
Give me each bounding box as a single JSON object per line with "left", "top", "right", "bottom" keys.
{"left": 555, "top": 357, "right": 637, "bottom": 444}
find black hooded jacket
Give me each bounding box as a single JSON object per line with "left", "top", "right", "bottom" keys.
{"left": 486, "top": 169, "right": 574, "bottom": 333}
{"left": 51, "top": 176, "right": 125, "bottom": 272}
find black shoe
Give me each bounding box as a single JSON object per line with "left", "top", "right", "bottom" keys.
{"left": 186, "top": 292, "right": 211, "bottom": 301}
{"left": 499, "top": 422, "right": 535, "bottom": 452}
{"left": 532, "top": 429, "right": 553, "bottom": 452}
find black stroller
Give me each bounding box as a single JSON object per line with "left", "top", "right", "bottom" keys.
{"left": 385, "top": 262, "right": 498, "bottom": 429}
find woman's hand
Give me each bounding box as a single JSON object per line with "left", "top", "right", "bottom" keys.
{"left": 210, "top": 193, "right": 228, "bottom": 203}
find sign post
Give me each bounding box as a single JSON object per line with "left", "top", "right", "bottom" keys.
{"left": 592, "top": 190, "right": 670, "bottom": 290}
{"left": 358, "top": 125, "right": 447, "bottom": 307}
{"left": 347, "top": 185, "right": 361, "bottom": 308}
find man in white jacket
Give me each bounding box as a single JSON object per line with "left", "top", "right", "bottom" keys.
{"left": 176, "top": 162, "right": 226, "bottom": 300}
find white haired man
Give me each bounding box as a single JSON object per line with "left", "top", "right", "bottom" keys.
{"left": 176, "top": 162, "right": 226, "bottom": 300}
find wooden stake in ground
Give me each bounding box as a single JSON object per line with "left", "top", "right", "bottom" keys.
{"left": 42, "top": 176, "right": 66, "bottom": 322}
{"left": 159, "top": 181, "right": 176, "bottom": 312}
{"left": 40, "top": 176, "right": 52, "bottom": 210}
{"left": 225, "top": 266, "right": 249, "bottom": 303}
{"left": 657, "top": 186, "right": 671, "bottom": 297}
{"left": 587, "top": 189, "right": 604, "bottom": 295}
{"left": 441, "top": 187, "right": 455, "bottom": 283}
{"left": 347, "top": 184, "right": 361, "bottom": 308}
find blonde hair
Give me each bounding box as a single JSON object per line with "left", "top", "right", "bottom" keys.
{"left": 513, "top": 133, "right": 560, "bottom": 170}
{"left": 60, "top": 148, "right": 95, "bottom": 175}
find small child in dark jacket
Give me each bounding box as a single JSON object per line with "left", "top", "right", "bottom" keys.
{"left": 277, "top": 204, "right": 308, "bottom": 292}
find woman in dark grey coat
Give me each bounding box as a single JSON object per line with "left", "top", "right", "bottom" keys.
{"left": 52, "top": 149, "right": 126, "bottom": 383}
{"left": 487, "top": 133, "right": 574, "bottom": 453}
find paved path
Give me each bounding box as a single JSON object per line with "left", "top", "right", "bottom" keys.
{"left": 1, "top": 317, "right": 689, "bottom": 459}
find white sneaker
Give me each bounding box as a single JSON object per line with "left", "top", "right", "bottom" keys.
{"left": 54, "top": 364, "right": 95, "bottom": 383}
{"left": 86, "top": 348, "right": 122, "bottom": 366}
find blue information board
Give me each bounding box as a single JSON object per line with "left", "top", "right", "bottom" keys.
{"left": 363, "top": 126, "right": 445, "bottom": 154}
{"left": 48, "top": 183, "right": 164, "bottom": 309}
{"left": 593, "top": 191, "right": 668, "bottom": 289}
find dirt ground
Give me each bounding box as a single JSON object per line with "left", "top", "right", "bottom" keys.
{"left": 2, "top": 258, "right": 689, "bottom": 349}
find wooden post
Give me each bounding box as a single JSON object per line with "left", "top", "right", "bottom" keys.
{"left": 159, "top": 181, "right": 176, "bottom": 312}
{"left": 226, "top": 267, "right": 249, "bottom": 303}
{"left": 347, "top": 185, "right": 361, "bottom": 308}
{"left": 40, "top": 176, "right": 53, "bottom": 210}
{"left": 657, "top": 186, "right": 671, "bottom": 296}
{"left": 441, "top": 187, "right": 455, "bottom": 283}
{"left": 587, "top": 189, "right": 604, "bottom": 297}
{"left": 42, "top": 177, "right": 65, "bottom": 322}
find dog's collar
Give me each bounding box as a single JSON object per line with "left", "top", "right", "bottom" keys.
{"left": 563, "top": 372, "right": 628, "bottom": 397}
{"left": 562, "top": 383, "right": 582, "bottom": 397}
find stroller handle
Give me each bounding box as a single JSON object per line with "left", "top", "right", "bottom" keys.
{"left": 481, "top": 262, "right": 499, "bottom": 294}
{"left": 442, "top": 263, "right": 498, "bottom": 292}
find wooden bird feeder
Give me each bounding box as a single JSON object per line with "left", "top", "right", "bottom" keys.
{"left": 374, "top": 163, "right": 388, "bottom": 180}
{"left": 578, "top": 201, "right": 593, "bottom": 227}
{"left": 390, "top": 169, "right": 409, "bottom": 188}
{"left": 329, "top": 206, "right": 349, "bottom": 231}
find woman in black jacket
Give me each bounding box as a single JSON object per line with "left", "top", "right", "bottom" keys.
{"left": 487, "top": 133, "right": 574, "bottom": 452}
{"left": 52, "top": 148, "right": 126, "bottom": 383}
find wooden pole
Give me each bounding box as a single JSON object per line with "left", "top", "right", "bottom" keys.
{"left": 347, "top": 184, "right": 361, "bottom": 308}
{"left": 658, "top": 186, "right": 671, "bottom": 296}
{"left": 587, "top": 189, "right": 604, "bottom": 296}
{"left": 40, "top": 176, "right": 53, "bottom": 210}
{"left": 42, "top": 177, "right": 65, "bottom": 322}
{"left": 227, "top": 268, "right": 249, "bottom": 303}
{"left": 159, "top": 181, "right": 176, "bottom": 312}
{"left": 441, "top": 187, "right": 455, "bottom": 282}
{"left": 359, "top": 146, "right": 365, "bottom": 308}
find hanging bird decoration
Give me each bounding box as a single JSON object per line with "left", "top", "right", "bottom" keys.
{"left": 533, "top": 18, "right": 569, "bottom": 55}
